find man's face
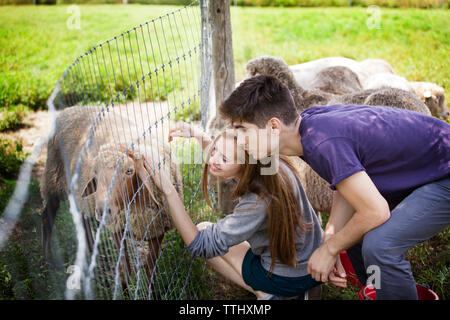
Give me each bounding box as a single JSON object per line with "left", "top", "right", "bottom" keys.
{"left": 232, "top": 118, "right": 280, "bottom": 161}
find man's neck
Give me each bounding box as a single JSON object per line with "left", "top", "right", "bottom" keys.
{"left": 279, "top": 116, "right": 303, "bottom": 157}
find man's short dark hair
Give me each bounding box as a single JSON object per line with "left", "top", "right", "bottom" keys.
{"left": 219, "top": 74, "right": 298, "bottom": 128}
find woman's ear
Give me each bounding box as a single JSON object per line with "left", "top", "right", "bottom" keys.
{"left": 135, "top": 156, "right": 161, "bottom": 207}
{"left": 82, "top": 176, "right": 97, "bottom": 198}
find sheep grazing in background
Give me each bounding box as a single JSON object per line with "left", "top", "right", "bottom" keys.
{"left": 289, "top": 56, "right": 396, "bottom": 89}
{"left": 363, "top": 72, "right": 410, "bottom": 91}
{"left": 309, "top": 66, "right": 363, "bottom": 95}
{"left": 362, "top": 74, "right": 448, "bottom": 119}
{"left": 329, "top": 87, "right": 431, "bottom": 116}
{"left": 289, "top": 56, "right": 363, "bottom": 90}
{"left": 245, "top": 55, "right": 429, "bottom": 115}
{"left": 242, "top": 55, "right": 432, "bottom": 214}
{"left": 358, "top": 58, "right": 396, "bottom": 83}
{"left": 247, "top": 56, "right": 364, "bottom": 97}
{"left": 408, "top": 82, "right": 449, "bottom": 120}
{"left": 245, "top": 55, "right": 307, "bottom": 111}
{"left": 41, "top": 104, "right": 182, "bottom": 287}
{"left": 245, "top": 56, "right": 356, "bottom": 111}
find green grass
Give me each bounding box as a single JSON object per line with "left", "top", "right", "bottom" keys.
{"left": 0, "top": 138, "right": 29, "bottom": 214}
{"left": 0, "top": 4, "right": 195, "bottom": 111}
{"left": 0, "top": 105, "right": 31, "bottom": 132}
{"left": 1, "top": 5, "right": 449, "bottom": 112}
{"left": 0, "top": 4, "right": 449, "bottom": 300}
{"left": 0, "top": 178, "right": 71, "bottom": 299}
{"left": 231, "top": 6, "right": 449, "bottom": 97}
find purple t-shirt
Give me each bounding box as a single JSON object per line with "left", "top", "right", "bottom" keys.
{"left": 299, "top": 104, "right": 450, "bottom": 202}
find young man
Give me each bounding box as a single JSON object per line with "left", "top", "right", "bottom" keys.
{"left": 219, "top": 74, "right": 450, "bottom": 299}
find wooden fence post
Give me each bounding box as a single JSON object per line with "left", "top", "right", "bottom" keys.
{"left": 202, "top": 0, "right": 236, "bottom": 214}
{"left": 210, "top": 0, "right": 236, "bottom": 129}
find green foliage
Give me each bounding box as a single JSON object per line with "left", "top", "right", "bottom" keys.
{"left": 0, "top": 0, "right": 447, "bottom": 7}
{"left": 0, "top": 142, "right": 70, "bottom": 299}
{"left": 235, "top": 0, "right": 447, "bottom": 8}
{"left": 171, "top": 96, "right": 201, "bottom": 123}
{"left": 0, "top": 177, "right": 16, "bottom": 215}
{"left": 0, "top": 178, "right": 70, "bottom": 300}
{"left": 0, "top": 105, "right": 31, "bottom": 132}
{"left": 0, "top": 138, "right": 28, "bottom": 180}
{"left": 231, "top": 6, "right": 449, "bottom": 103}
{"left": 406, "top": 228, "right": 450, "bottom": 299}
{"left": 0, "top": 4, "right": 195, "bottom": 111}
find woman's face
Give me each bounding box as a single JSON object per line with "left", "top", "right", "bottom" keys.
{"left": 208, "top": 136, "right": 241, "bottom": 180}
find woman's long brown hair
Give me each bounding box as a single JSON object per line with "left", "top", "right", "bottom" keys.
{"left": 202, "top": 131, "right": 311, "bottom": 273}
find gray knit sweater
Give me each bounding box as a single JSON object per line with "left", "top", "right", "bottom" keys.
{"left": 186, "top": 161, "right": 323, "bottom": 277}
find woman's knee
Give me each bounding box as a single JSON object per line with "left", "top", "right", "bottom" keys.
{"left": 196, "top": 221, "right": 213, "bottom": 231}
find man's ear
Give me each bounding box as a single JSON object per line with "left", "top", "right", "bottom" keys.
{"left": 82, "top": 176, "right": 97, "bottom": 197}
{"left": 268, "top": 117, "right": 282, "bottom": 134}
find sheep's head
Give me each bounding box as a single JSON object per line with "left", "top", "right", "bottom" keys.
{"left": 81, "top": 144, "right": 163, "bottom": 224}
{"left": 245, "top": 56, "right": 299, "bottom": 92}
{"left": 423, "top": 89, "right": 449, "bottom": 120}
{"left": 245, "top": 55, "right": 307, "bottom": 112}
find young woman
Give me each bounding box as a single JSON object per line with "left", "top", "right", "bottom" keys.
{"left": 144, "top": 122, "right": 344, "bottom": 299}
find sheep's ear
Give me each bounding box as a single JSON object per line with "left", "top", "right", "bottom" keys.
{"left": 135, "top": 157, "right": 161, "bottom": 207}
{"left": 116, "top": 144, "right": 131, "bottom": 157}
{"left": 82, "top": 176, "right": 97, "bottom": 198}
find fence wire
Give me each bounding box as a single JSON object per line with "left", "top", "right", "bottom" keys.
{"left": 42, "top": 1, "right": 219, "bottom": 300}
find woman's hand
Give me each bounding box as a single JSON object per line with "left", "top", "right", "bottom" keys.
{"left": 169, "top": 121, "right": 204, "bottom": 142}
{"left": 327, "top": 255, "right": 347, "bottom": 288}
{"left": 169, "top": 121, "right": 212, "bottom": 150}
{"left": 142, "top": 156, "right": 174, "bottom": 195}
{"left": 143, "top": 152, "right": 199, "bottom": 246}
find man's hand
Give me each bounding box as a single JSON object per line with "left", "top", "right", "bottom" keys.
{"left": 307, "top": 242, "right": 339, "bottom": 283}
{"left": 320, "top": 233, "right": 347, "bottom": 288}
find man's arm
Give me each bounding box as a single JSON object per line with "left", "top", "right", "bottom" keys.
{"left": 327, "top": 171, "right": 391, "bottom": 255}
{"left": 323, "top": 191, "right": 355, "bottom": 241}
{"left": 308, "top": 171, "right": 390, "bottom": 282}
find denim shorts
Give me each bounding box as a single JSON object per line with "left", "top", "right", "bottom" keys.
{"left": 241, "top": 249, "right": 321, "bottom": 298}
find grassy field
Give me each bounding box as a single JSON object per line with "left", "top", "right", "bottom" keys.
{"left": 0, "top": 4, "right": 449, "bottom": 300}
{"left": 0, "top": 5, "right": 449, "bottom": 112}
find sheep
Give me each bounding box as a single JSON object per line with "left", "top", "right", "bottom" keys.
{"left": 245, "top": 55, "right": 307, "bottom": 112}
{"left": 309, "top": 66, "right": 363, "bottom": 95}
{"left": 362, "top": 74, "right": 448, "bottom": 118}
{"left": 289, "top": 57, "right": 363, "bottom": 90}
{"left": 408, "top": 81, "right": 449, "bottom": 120}
{"left": 289, "top": 57, "right": 396, "bottom": 88}
{"left": 358, "top": 58, "right": 396, "bottom": 83}
{"left": 245, "top": 55, "right": 339, "bottom": 112}
{"left": 246, "top": 56, "right": 363, "bottom": 100}
{"left": 241, "top": 55, "right": 432, "bottom": 214}
{"left": 41, "top": 104, "right": 183, "bottom": 288}
{"left": 245, "top": 55, "right": 430, "bottom": 116}
{"left": 329, "top": 87, "right": 432, "bottom": 116}
{"left": 363, "top": 73, "right": 410, "bottom": 91}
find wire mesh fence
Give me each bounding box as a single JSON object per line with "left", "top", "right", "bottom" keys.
{"left": 39, "top": 0, "right": 219, "bottom": 300}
